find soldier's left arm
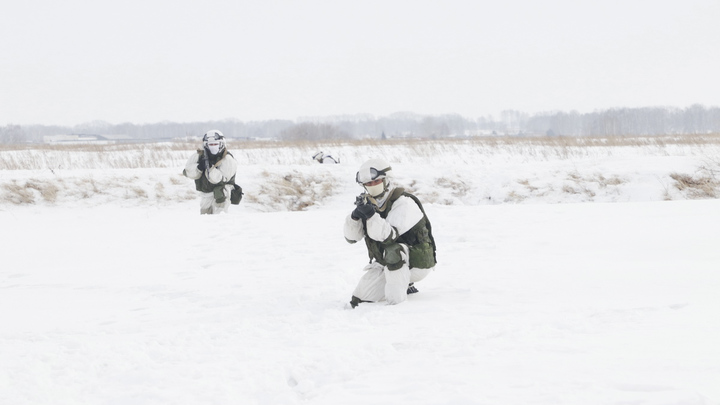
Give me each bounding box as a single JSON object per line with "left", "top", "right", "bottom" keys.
{"left": 207, "top": 155, "right": 238, "bottom": 184}
{"left": 365, "top": 196, "right": 423, "bottom": 244}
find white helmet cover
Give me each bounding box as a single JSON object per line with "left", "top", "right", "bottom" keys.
{"left": 356, "top": 158, "right": 392, "bottom": 184}
{"left": 203, "top": 130, "right": 226, "bottom": 155}
{"left": 356, "top": 158, "right": 392, "bottom": 197}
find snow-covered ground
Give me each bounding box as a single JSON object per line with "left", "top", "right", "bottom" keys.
{"left": 1, "top": 139, "right": 719, "bottom": 405}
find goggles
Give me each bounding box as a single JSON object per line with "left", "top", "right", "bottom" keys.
{"left": 356, "top": 167, "right": 389, "bottom": 184}
{"left": 204, "top": 132, "right": 223, "bottom": 142}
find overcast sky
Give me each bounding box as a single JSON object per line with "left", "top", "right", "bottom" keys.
{"left": 2, "top": 0, "right": 719, "bottom": 126}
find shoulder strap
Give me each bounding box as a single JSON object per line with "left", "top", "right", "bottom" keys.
{"left": 376, "top": 187, "right": 405, "bottom": 216}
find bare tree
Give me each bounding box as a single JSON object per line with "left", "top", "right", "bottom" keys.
{"left": 279, "top": 122, "right": 350, "bottom": 141}
{"left": 0, "top": 125, "right": 26, "bottom": 144}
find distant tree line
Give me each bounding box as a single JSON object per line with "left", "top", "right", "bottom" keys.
{"left": 2, "top": 104, "right": 719, "bottom": 144}
{"left": 526, "top": 104, "right": 720, "bottom": 136}
{"left": 2, "top": 119, "right": 297, "bottom": 144}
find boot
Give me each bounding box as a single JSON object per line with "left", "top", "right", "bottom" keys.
{"left": 349, "top": 295, "right": 372, "bottom": 308}
{"left": 407, "top": 283, "right": 419, "bottom": 294}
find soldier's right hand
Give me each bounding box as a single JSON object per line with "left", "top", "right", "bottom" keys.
{"left": 351, "top": 203, "right": 375, "bottom": 220}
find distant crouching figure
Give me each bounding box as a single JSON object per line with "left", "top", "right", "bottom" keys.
{"left": 312, "top": 151, "right": 339, "bottom": 164}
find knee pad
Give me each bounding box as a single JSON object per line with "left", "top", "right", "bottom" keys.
{"left": 383, "top": 243, "right": 408, "bottom": 271}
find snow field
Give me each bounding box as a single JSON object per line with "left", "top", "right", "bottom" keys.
{"left": 1, "top": 139, "right": 719, "bottom": 404}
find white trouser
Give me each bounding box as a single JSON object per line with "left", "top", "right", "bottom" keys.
{"left": 352, "top": 261, "right": 433, "bottom": 305}
{"left": 199, "top": 185, "right": 232, "bottom": 215}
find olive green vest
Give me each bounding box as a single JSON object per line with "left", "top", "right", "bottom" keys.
{"left": 193, "top": 150, "right": 236, "bottom": 194}
{"left": 363, "top": 188, "right": 437, "bottom": 269}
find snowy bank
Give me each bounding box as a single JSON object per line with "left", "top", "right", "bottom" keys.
{"left": 2, "top": 137, "right": 719, "bottom": 209}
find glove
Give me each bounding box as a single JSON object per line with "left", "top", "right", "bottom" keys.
{"left": 197, "top": 156, "right": 207, "bottom": 171}
{"left": 351, "top": 202, "right": 375, "bottom": 220}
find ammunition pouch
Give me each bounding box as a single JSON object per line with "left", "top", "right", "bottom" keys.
{"left": 409, "top": 242, "right": 435, "bottom": 269}
{"left": 230, "top": 184, "right": 243, "bottom": 205}
{"left": 383, "top": 243, "right": 407, "bottom": 271}
{"left": 213, "top": 185, "right": 226, "bottom": 204}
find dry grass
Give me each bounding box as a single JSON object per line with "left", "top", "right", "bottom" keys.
{"left": 1, "top": 179, "right": 60, "bottom": 204}
{"left": 2, "top": 135, "right": 719, "bottom": 206}
{"left": 670, "top": 172, "right": 718, "bottom": 199}
{"left": 2, "top": 182, "right": 36, "bottom": 204}
{"left": 4, "top": 133, "right": 720, "bottom": 151}
{"left": 435, "top": 177, "right": 471, "bottom": 198}
{"left": 517, "top": 179, "right": 539, "bottom": 192}
{"left": 499, "top": 172, "right": 627, "bottom": 203}
{"left": 221, "top": 133, "right": 720, "bottom": 149}
{"left": 505, "top": 190, "right": 527, "bottom": 203}
{"left": 244, "top": 170, "right": 338, "bottom": 211}
{"left": 403, "top": 176, "right": 473, "bottom": 205}
{"left": 0, "top": 142, "right": 191, "bottom": 170}
{"left": 669, "top": 158, "right": 720, "bottom": 199}
{"left": 569, "top": 172, "right": 626, "bottom": 189}
{"left": 0, "top": 174, "right": 195, "bottom": 206}
{"left": 2, "top": 134, "right": 720, "bottom": 170}
{"left": 562, "top": 185, "right": 579, "bottom": 195}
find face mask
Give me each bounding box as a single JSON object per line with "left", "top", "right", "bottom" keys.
{"left": 207, "top": 142, "right": 221, "bottom": 155}
{"left": 364, "top": 182, "right": 385, "bottom": 197}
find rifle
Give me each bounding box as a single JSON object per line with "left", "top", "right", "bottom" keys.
{"left": 355, "top": 193, "right": 370, "bottom": 206}
{"left": 197, "top": 149, "right": 211, "bottom": 172}
{"left": 204, "top": 154, "right": 211, "bottom": 171}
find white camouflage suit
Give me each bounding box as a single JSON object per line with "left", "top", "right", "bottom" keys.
{"left": 183, "top": 151, "right": 238, "bottom": 215}
{"left": 344, "top": 187, "right": 434, "bottom": 305}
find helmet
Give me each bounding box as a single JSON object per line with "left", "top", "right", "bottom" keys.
{"left": 356, "top": 158, "right": 392, "bottom": 197}
{"left": 203, "top": 130, "right": 226, "bottom": 155}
